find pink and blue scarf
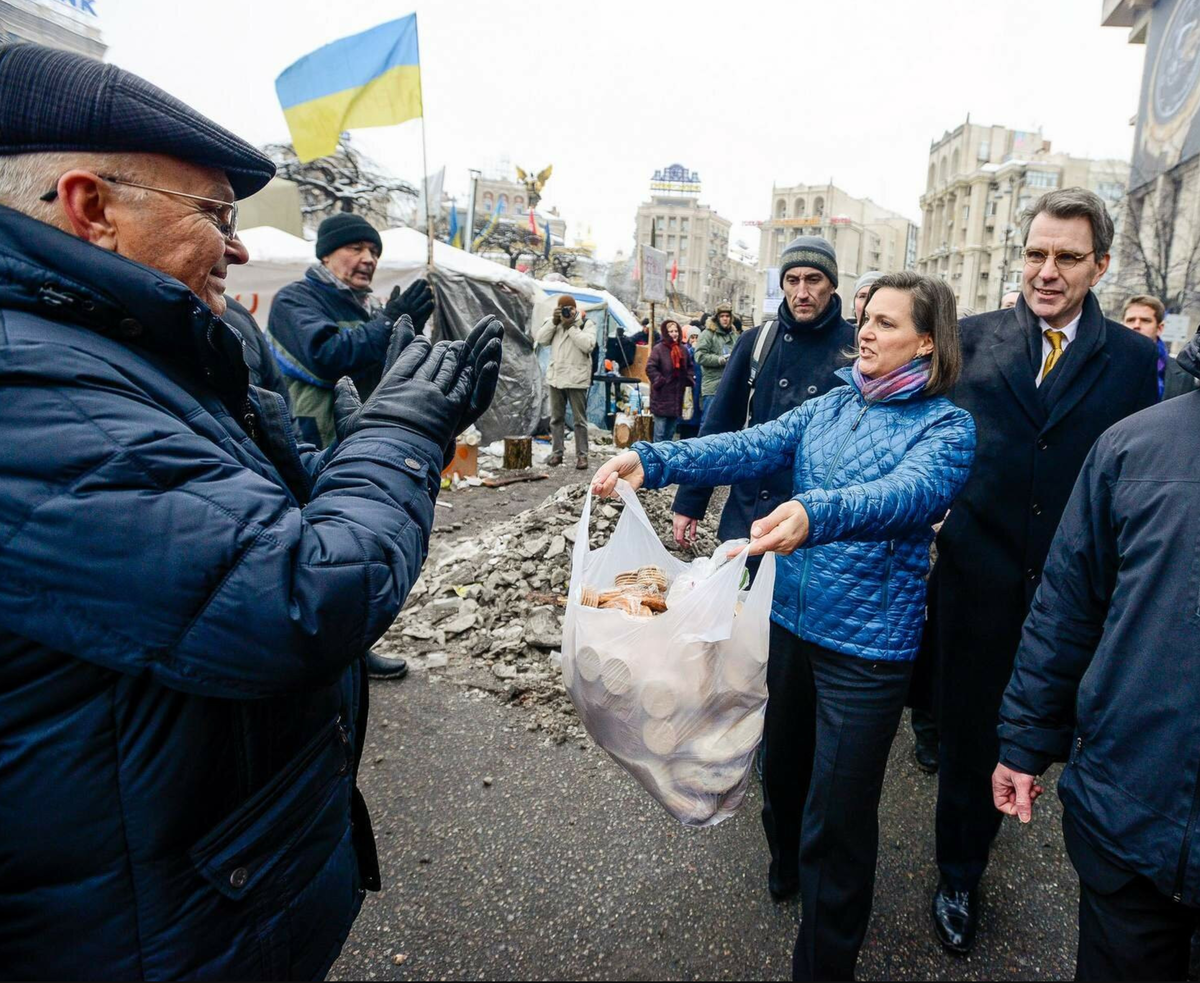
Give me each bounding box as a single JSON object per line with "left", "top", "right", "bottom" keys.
{"left": 852, "top": 356, "right": 932, "bottom": 403}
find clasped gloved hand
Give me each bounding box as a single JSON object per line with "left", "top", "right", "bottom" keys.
{"left": 384, "top": 278, "right": 435, "bottom": 334}
{"left": 333, "top": 332, "right": 474, "bottom": 451}
{"left": 455, "top": 315, "right": 505, "bottom": 437}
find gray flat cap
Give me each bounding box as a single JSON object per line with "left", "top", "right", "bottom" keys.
{"left": 0, "top": 43, "right": 274, "bottom": 199}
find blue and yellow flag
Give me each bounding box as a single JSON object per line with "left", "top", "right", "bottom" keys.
{"left": 276, "top": 15, "right": 422, "bottom": 162}
{"left": 447, "top": 199, "right": 460, "bottom": 248}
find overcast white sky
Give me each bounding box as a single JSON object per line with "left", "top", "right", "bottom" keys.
{"left": 99, "top": 0, "right": 1146, "bottom": 260}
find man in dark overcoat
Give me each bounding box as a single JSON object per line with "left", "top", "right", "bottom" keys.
{"left": 928, "top": 188, "right": 1159, "bottom": 953}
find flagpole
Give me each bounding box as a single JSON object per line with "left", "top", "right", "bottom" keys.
{"left": 419, "top": 117, "right": 434, "bottom": 268}
{"left": 414, "top": 14, "right": 433, "bottom": 268}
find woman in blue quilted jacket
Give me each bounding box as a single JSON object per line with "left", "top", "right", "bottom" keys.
{"left": 592, "top": 272, "right": 976, "bottom": 982}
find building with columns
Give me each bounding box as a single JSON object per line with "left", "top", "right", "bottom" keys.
{"left": 755, "top": 183, "right": 918, "bottom": 316}
{"left": 474, "top": 170, "right": 566, "bottom": 243}
{"left": 915, "top": 119, "right": 1128, "bottom": 313}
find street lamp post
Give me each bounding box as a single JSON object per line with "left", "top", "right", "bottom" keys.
{"left": 996, "top": 223, "right": 1016, "bottom": 308}
{"left": 464, "top": 169, "right": 480, "bottom": 254}
{"left": 991, "top": 176, "right": 1018, "bottom": 308}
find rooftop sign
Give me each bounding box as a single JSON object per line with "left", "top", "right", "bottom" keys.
{"left": 650, "top": 163, "right": 701, "bottom": 195}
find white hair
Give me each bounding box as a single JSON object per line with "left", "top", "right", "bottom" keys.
{"left": 0, "top": 151, "right": 151, "bottom": 227}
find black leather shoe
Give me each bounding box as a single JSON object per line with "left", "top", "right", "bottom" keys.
{"left": 914, "top": 741, "right": 939, "bottom": 774}
{"left": 365, "top": 649, "right": 408, "bottom": 680}
{"left": 932, "top": 880, "right": 978, "bottom": 954}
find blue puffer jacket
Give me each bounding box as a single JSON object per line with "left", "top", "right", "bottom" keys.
{"left": 0, "top": 206, "right": 440, "bottom": 980}
{"left": 635, "top": 368, "right": 976, "bottom": 661}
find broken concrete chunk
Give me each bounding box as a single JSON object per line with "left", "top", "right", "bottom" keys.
{"left": 526, "top": 607, "right": 563, "bottom": 649}
{"left": 441, "top": 613, "right": 478, "bottom": 636}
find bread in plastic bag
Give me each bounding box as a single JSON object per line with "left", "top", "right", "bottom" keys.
{"left": 560, "top": 480, "right": 776, "bottom": 827}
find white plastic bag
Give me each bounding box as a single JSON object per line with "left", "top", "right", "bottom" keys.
{"left": 561, "top": 480, "right": 776, "bottom": 827}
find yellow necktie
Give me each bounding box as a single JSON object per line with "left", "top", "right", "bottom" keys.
{"left": 1041, "top": 330, "right": 1066, "bottom": 381}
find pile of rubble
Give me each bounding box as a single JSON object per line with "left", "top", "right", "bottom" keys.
{"left": 373, "top": 481, "right": 723, "bottom": 743}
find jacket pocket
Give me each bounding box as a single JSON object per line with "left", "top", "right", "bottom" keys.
{"left": 189, "top": 715, "right": 352, "bottom": 903}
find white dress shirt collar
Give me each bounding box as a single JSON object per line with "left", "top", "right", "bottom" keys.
{"left": 1038, "top": 309, "right": 1083, "bottom": 345}
{"left": 1036, "top": 309, "right": 1084, "bottom": 386}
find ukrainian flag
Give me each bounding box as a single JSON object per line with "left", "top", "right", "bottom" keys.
{"left": 276, "top": 15, "right": 422, "bottom": 162}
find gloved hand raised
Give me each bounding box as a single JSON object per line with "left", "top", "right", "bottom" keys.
{"left": 333, "top": 337, "right": 473, "bottom": 450}
{"left": 384, "top": 278, "right": 435, "bottom": 334}
{"left": 454, "top": 315, "right": 505, "bottom": 436}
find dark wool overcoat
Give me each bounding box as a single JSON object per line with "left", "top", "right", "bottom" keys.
{"left": 927, "top": 293, "right": 1158, "bottom": 741}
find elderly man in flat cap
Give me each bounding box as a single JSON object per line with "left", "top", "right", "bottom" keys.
{"left": 0, "top": 43, "right": 503, "bottom": 981}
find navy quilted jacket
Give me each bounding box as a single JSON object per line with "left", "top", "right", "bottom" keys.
{"left": 0, "top": 206, "right": 440, "bottom": 980}
{"left": 635, "top": 368, "right": 976, "bottom": 661}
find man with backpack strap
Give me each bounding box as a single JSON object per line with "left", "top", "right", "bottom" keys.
{"left": 669, "top": 236, "right": 855, "bottom": 902}
{"left": 672, "top": 236, "right": 853, "bottom": 550}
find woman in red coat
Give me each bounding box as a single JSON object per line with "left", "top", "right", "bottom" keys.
{"left": 645, "top": 319, "right": 695, "bottom": 442}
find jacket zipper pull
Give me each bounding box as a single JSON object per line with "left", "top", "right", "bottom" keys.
{"left": 241, "top": 398, "right": 259, "bottom": 442}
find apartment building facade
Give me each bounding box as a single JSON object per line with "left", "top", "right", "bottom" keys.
{"left": 916, "top": 120, "right": 1128, "bottom": 313}
{"left": 756, "top": 183, "right": 918, "bottom": 315}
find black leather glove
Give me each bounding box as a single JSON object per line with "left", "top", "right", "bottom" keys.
{"left": 333, "top": 337, "right": 473, "bottom": 450}
{"left": 384, "top": 279, "right": 435, "bottom": 334}
{"left": 455, "top": 315, "right": 505, "bottom": 436}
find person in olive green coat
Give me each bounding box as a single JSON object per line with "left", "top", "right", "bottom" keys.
{"left": 693, "top": 302, "right": 739, "bottom": 398}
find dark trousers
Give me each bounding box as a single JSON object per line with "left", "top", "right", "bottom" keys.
{"left": 911, "top": 706, "right": 938, "bottom": 749}
{"left": 761, "top": 624, "right": 913, "bottom": 981}
{"left": 1077, "top": 874, "right": 1197, "bottom": 981}
{"left": 1064, "top": 812, "right": 1198, "bottom": 981}
{"left": 930, "top": 559, "right": 1026, "bottom": 892}
{"left": 935, "top": 706, "right": 1007, "bottom": 892}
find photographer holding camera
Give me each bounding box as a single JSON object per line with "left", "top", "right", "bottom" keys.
{"left": 534, "top": 294, "right": 597, "bottom": 469}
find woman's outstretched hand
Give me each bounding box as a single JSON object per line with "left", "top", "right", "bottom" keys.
{"left": 591, "top": 452, "right": 645, "bottom": 498}
{"left": 731, "top": 500, "right": 811, "bottom": 558}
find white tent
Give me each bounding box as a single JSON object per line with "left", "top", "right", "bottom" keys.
{"left": 227, "top": 225, "right": 539, "bottom": 320}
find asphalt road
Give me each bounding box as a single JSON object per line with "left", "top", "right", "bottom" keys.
{"left": 331, "top": 672, "right": 1077, "bottom": 981}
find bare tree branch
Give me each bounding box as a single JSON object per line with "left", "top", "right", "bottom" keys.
{"left": 263, "top": 135, "right": 417, "bottom": 234}
{"left": 1115, "top": 162, "right": 1200, "bottom": 314}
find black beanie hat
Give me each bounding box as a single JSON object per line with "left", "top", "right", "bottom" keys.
{"left": 315, "top": 213, "right": 383, "bottom": 259}
{"left": 779, "top": 235, "right": 838, "bottom": 288}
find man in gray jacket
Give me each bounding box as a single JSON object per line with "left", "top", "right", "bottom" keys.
{"left": 534, "top": 294, "right": 596, "bottom": 469}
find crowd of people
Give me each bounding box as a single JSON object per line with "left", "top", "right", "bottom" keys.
{"left": 594, "top": 190, "right": 1200, "bottom": 979}
{"left": 1, "top": 39, "right": 1199, "bottom": 983}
